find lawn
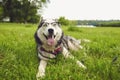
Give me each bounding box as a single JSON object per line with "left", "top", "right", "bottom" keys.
{"left": 0, "top": 23, "right": 120, "bottom": 80}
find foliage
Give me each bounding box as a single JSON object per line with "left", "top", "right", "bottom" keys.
{"left": 96, "top": 20, "right": 120, "bottom": 27}
{"left": 0, "top": 23, "right": 120, "bottom": 80}
{"left": 77, "top": 20, "right": 120, "bottom": 27}
{"left": 58, "top": 16, "right": 77, "bottom": 26}
{"left": 0, "top": 0, "right": 48, "bottom": 23}
{"left": 58, "top": 16, "right": 70, "bottom": 26}
{"left": 0, "top": 5, "right": 3, "bottom": 21}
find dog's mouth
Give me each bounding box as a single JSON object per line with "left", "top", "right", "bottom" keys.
{"left": 43, "top": 33, "right": 56, "bottom": 46}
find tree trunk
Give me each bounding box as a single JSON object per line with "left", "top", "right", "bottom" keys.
{"left": 10, "top": 15, "right": 14, "bottom": 22}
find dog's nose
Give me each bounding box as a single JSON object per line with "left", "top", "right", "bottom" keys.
{"left": 48, "top": 28, "right": 54, "bottom": 34}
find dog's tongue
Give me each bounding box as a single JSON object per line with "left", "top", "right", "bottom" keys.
{"left": 47, "top": 38, "right": 54, "bottom": 46}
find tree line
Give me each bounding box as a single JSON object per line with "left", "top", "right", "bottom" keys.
{"left": 77, "top": 20, "right": 120, "bottom": 27}
{"left": 0, "top": 0, "right": 48, "bottom": 23}
{"left": 58, "top": 17, "right": 120, "bottom": 27}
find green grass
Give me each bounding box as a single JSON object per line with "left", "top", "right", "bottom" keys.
{"left": 0, "top": 23, "right": 120, "bottom": 80}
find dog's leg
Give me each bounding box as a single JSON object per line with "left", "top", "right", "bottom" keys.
{"left": 62, "top": 47, "right": 86, "bottom": 69}
{"left": 36, "top": 60, "right": 47, "bottom": 79}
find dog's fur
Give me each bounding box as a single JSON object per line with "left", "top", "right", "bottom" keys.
{"left": 34, "top": 18, "right": 87, "bottom": 79}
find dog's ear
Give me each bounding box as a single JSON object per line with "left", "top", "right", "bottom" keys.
{"left": 54, "top": 19, "right": 59, "bottom": 23}
{"left": 38, "top": 17, "right": 44, "bottom": 28}
{"left": 54, "top": 19, "right": 61, "bottom": 27}
{"left": 40, "top": 17, "right": 43, "bottom": 22}
{"left": 54, "top": 19, "right": 58, "bottom": 22}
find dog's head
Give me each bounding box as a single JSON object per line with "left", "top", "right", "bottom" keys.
{"left": 35, "top": 18, "right": 63, "bottom": 46}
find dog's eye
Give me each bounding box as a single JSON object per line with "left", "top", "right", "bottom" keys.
{"left": 43, "top": 23, "right": 48, "bottom": 27}
{"left": 52, "top": 23, "right": 57, "bottom": 26}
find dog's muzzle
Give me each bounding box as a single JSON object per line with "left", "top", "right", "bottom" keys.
{"left": 43, "top": 29, "right": 56, "bottom": 46}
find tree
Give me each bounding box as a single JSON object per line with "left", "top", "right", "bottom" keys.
{"left": 0, "top": 5, "right": 3, "bottom": 21}
{"left": 58, "top": 16, "right": 77, "bottom": 26}
{"left": 1, "top": 0, "right": 49, "bottom": 23}
{"left": 58, "top": 17, "right": 70, "bottom": 26}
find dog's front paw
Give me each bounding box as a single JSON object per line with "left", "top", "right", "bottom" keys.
{"left": 76, "top": 60, "right": 87, "bottom": 69}
{"left": 36, "top": 71, "right": 45, "bottom": 80}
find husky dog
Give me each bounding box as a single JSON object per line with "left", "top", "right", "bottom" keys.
{"left": 34, "top": 18, "right": 87, "bottom": 79}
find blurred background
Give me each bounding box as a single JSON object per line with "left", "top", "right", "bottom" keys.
{"left": 0, "top": 0, "right": 120, "bottom": 27}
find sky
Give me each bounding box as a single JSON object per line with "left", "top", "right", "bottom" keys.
{"left": 41, "top": 0, "right": 120, "bottom": 20}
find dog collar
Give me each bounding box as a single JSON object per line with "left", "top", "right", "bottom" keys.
{"left": 40, "top": 46, "right": 62, "bottom": 55}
